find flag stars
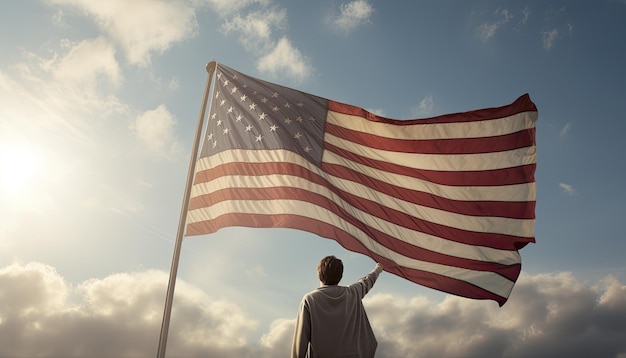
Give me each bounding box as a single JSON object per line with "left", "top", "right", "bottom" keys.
{"left": 261, "top": 97, "right": 268, "bottom": 103}
{"left": 304, "top": 146, "right": 312, "bottom": 153}
{"left": 284, "top": 117, "right": 292, "bottom": 124}
{"left": 258, "top": 112, "right": 268, "bottom": 121}
{"left": 216, "top": 119, "right": 223, "bottom": 126}
{"left": 294, "top": 132, "right": 303, "bottom": 139}
{"left": 245, "top": 125, "right": 253, "bottom": 132}
{"left": 236, "top": 114, "right": 243, "bottom": 122}
{"left": 284, "top": 103, "right": 291, "bottom": 109}
{"left": 215, "top": 90, "right": 220, "bottom": 98}
{"left": 222, "top": 79, "right": 229, "bottom": 86}
{"left": 249, "top": 103, "right": 257, "bottom": 110}
{"left": 272, "top": 106, "right": 279, "bottom": 112}
{"left": 230, "top": 86, "right": 238, "bottom": 94}
{"left": 309, "top": 116, "right": 316, "bottom": 122}
{"left": 297, "top": 102, "right": 304, "bottom": 107}
{"left": 269, "top": 124, "right": 278, "bottom": 132}
{"left": 295, "top": 116, "right": 303, "bottom": 123}
{"left": 207, "top": 133, "right": 214, "bottom": 140}
{"left": 223, "top": 127, "right": 230, "bottom": 135}
{"left": 220, "top": 99, "right": 226, "bottom": 106}
{"left": 211, "top": 113, "right": 217, "bottom": 119}
{"left": 240, "top": 94, "right": 247, "bottom": 102}
{"left": 227, "top": 106, "right": 234, "bottom": 113}
{"left": 272, "top": 92, "right": 279, "bottom": 98}
{"left": 255, "top": 134, "right": 263, "bottom": 142}
{"left": 212, "top": 140, "right": 217, "bottom": 148}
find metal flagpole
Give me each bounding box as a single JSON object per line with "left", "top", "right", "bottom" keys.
{"left": 156, "top": 61, "right": 217, "bottom": 358}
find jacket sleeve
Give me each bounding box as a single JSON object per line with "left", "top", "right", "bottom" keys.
{"left": 291, "top": 298, "right": 311, "bottom": 358}
{"left": 349, "top": 264, "right": 382, "bottom": 299}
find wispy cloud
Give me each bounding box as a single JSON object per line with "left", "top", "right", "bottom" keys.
{"left": 560, "top": 122, "right": 572, "bottom": 137}
{"left": 49, "top": 0, "right": 198, "bottom": 66}
{"left": 477, "top": 8, "right": 513, "bottom": 42}
{"left": 542, "top": 28, "right": 559, "bottom": 49}
{"left": 559, "top": 182, "right": 576, "bottom": 196}
{"left": 412, "top": 95, "right": 434, "bottom": 117}
{"left": 520, "top": 6, "right": 531, "bottom": 25}
{"left": 328, "top": 0, "right": 374, "bottom": 32}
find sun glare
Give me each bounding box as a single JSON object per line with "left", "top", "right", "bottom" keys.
{"left": 1, "top": 143, "right": 41, "bottom": 200}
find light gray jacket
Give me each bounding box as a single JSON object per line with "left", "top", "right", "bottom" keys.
{"left": 291, "top": 265, "right": 382, "bottom": 358}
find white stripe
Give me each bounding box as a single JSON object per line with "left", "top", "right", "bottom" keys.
{"left": 327, "top": 109, "right": 537, "bottom": 140}
{"left": 325, "top": 132, "right": 537, "bottom": 171}
{"left": 187, "top": 198, "right": 516, "bottom": 298}
{"left": 189, "top": 174, "right": 527, "bottom": 260}
{"left": 197, "top": 150, "right": 536, "bottom": 202}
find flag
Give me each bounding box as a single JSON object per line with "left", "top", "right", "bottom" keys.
{"left": 186, "top": 63, "right": 537, "bottom": 306}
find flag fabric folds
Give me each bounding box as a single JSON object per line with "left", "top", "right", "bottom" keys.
{"left": 186, "top": 63, "right": 537, "bottom": 306}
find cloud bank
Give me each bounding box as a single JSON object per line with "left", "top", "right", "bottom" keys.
{"left": 1, "top": 263, "right": 625, "bottom": 357}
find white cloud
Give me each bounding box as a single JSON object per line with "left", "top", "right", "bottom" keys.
{"left": 130, "top": 105, "right": 182, "bottom": 160}
{"left": 412, "top": 95, "right": 434, "bottom": 117}
{"left": 543, "top": 28, "right": 559, "bottom": 49}
{"left": 48, "top": 0, "right": 198, "bottom": 66}
{"left": 521, "top": 6, "right": 531, "bottom": 25}
{"left": 196, "top": 0, "right": 270, "bottom": 16}
{"left": 477, "top": 8, "right": 513, "bottom": 42}
{"left": 559, "top": 182, "right": 576, "bottom": 196}
{"left": 560, "top": 122, "right": 572, "bottom": 137}
{"left": 221, "top": 8, "right": 287, "bottom": 52}
{"left": 328, "top": 0, "right": 374, "bottom": 32}
{"left": 257, "top": 37, "right": 312, "bottom": 82}
{"left": 2, "top": 263, "right": 625, "bottom": 357}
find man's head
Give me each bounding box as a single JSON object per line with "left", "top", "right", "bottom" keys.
{"left": 318, "top": 255, "right": 343, "bottom": 285}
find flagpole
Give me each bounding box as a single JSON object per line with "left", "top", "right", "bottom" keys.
{"left": 156, "top": 61, "right": 217, "bottom": 358}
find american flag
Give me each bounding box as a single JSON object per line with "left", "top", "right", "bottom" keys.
{"left": 186, "top": 63, "right": 537, "bottom": 306}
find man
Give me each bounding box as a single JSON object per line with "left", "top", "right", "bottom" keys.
{"left": 291, "top": 255, "right": 384, "bottom": 358}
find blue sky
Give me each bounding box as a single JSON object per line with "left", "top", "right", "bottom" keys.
{"left": 1, "top": 1, "right": 625, "bottom": 357}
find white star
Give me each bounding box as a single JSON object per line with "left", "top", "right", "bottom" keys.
{"left": 207, "top": 133, "right": 214, "bottom": 140}
{"left": 297, "top": 102, "right": 304, "bottom": 107}
{"left": 295, "top": 116, "right": 303, "bottom": 122}
{"left": 261, "top": 97, "right": 268, "bottom": 103}
{"left": 245, "top": 125, "right": 253, "bottom": 131}
{"left": 212, "top": 140, "right": 217, "bottom": 148}
{"left": 220, "top": 99, "right": 226, "bottom": 106}
{"left": 255, "top": 135, "right": 263, "bottom": 142}
{"left": 240, "top": 94, "right": 247, "bottom": 102}
{"left": 222, "top": 79, "right": 229, "bottom": 86}
{"left": 216, "top": 119, "right": 223, "bottom": 126}
{"left": 223, "top": 127, "right": 230, "bottom": 134}
{"left": 272, "top": 106, "right": 279, "bottom": 112}
{"left": 294, "top": 132, "right": 302, "bottom": 139}
{"left": 269, "top": 124, "right": 278, "bottom": 132}
{"left": 284, "top": 117, "right": 292, "bottom": 124}
{"left": 309, "top": 116, "right": 316, "bottom": 121}
{"left": 217, "top": 72, "right": 222, "bottom": 79}
{"left": 211, "top": 113, "right": 217, "bottom": 119}
{"left": 259, "top": 112, "right": 267, "bottom": 120}
{"left": 227, "top": 106, "right": 234, "bottom": 113}
{"left": 249, "top": 103, "right": 257, "bottom": 110}
{"left": 215, "top": 90, "right": 220, "bottom": 98}
{"left": 236, "top": 114, "right": 243, "bottom": 122}
{"left": 231, "top": 86, "right": 238, "bottom": 94}
{"left": 304, "top": 146, "right": 312, "bottom": 152}
{"left": 284, "top": 103, "right": 291, "bottom": 108}
{"left": 272, "top": 92, "right": 279, "bottom": 98}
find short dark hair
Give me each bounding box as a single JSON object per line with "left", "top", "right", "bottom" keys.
{"left": 318, "top": 256, "right": 343, "bottom": 285}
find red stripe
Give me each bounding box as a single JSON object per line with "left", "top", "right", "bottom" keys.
{"left": 186, "top": 213, "right": 511, "bottom": 305}
{"left": 325, "top": 142, "right": 536, "bottom": 186}
{"left": 326, "top": 122, "right": 536, "bottom": 155}
{"left": 328, "top": 94, "right": 537, "bottom": 125}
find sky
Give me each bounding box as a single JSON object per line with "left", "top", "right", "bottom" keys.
{"left": 1, "top": 0, "right": 625, "bottom": 357}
